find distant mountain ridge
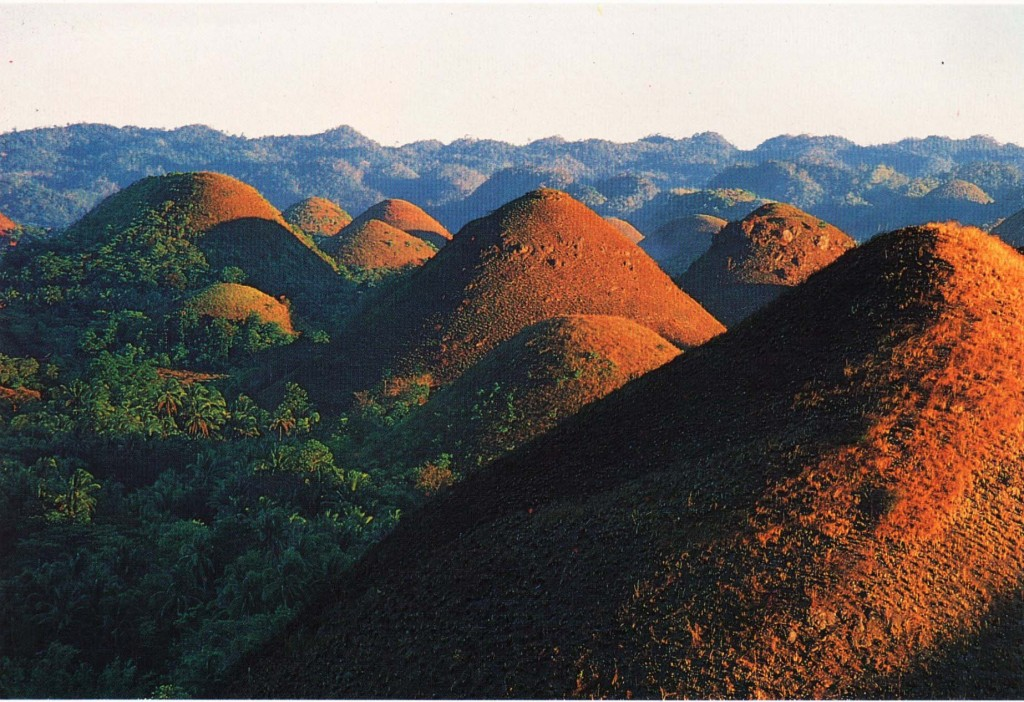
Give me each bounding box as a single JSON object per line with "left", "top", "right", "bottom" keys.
{"left": 2, "top": 123, "right": 1024, "bottom": 239}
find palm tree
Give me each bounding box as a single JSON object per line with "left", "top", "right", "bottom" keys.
{"left": 181, "top": 384, "right": 228, "bottom": 439}
{"left": 154, "top": 379, "right": 186, "bottom": 419}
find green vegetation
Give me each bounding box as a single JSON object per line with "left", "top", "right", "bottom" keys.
{"left": 3, "top": 124, "right": 1022, "bottom": 242}
{"left": 0, "top": 177, "right": 436, "bottom": 697}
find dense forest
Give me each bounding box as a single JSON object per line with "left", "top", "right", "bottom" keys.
{"left": 0, "top": 172, "right": 463, "bottom": 697}
{"left": 2, "top": 124, "right": 1024, "bottom": 240}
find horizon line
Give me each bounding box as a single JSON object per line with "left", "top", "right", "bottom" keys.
{"left": 1, "top": 121, "right": 1021, "bottom": 153}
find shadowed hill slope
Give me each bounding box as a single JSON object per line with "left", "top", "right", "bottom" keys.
{"left": 332, "top": 218, "right": 436, "bottom": 272}
{"left": 282, "top": 196, "right": 352, "bottom": 237}
{"left": 377, "top": 314, "right": 680, "bottom": 477}
{"left": 639, "top": 214, "right": 727, "bottom": 277}
{"left": 300, "top": 189, "right": 723, "bottom": 404}
{"left": 345, "top": 198, "right": 452, "bottom": 249}
{"left": 227, "top": 222, "right": 1024, "bottom": 699}
{"left": 992, "top": 207, "right": 1024, "bottom": 246}
{"left": 184, "top": 282, "right": 296, "bottom": 335}
{"left": 603, "top": 217, "right": 644, "bottom": 243}
{"left": 65, "top": 172, "right": 338, "bottom": 305}
{"left": 680, "top": 202, "right": 854, "bottom": 325}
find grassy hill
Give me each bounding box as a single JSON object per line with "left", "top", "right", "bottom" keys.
{"left": 299, "top": 189, "right": 723, "bottom": 407}
{"left": 344, "top": 198, "right": 452, "bottom": 249}
{"left": 639, "top": 214, "right": 727, "bottom": 278}
{"left": 369, "top": 314, "right": 679, "bottom": 479}
{"left": 680, "top": 203, "right": 854, "bottom": 325}
{"left": 332, "top": 218, "right": 436, "bottom": 274}
{"left": 282, "top": 196, "right": 352, "bottom": 237}
{"left": 226, "top": 222, "right": 1024, "bottom": 698}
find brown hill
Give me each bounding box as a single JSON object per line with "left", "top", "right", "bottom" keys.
{"left": 184, "top": 283, "right": 296, "bottom": 335}
{"left": 926, "top": 178, "right": 994, "bottom": 204}
{"left": 603, "top": 217, "right": 644, "bottom": 243}
{"left": 333, "top": 218, "right": 436, "bottom": 272}
{"left": 307, "top": 189, "right": 723, "bottom": 403}
{"left": 991, "top": 208, "right": 1024, "bottom": 246}
{"left": 345, "top": 198, "right": 452, "bottom": 249}
{"left": 282, "top": 196, "right": 353, "bottom": 237}
{"left": 227, "top": 222, "right": 1024, "bottom": 699}
{"left": 639, "top": 214, "right": 727, "bottom": 278}
{"left": 680, "top": 202, "right": 854, "bottom": 326}
{"left": 76, "top": 171, "right": 286, "bottom": 233}
{"left": 379, "top": 315, "right": 679, "bottom": 477}
{"left": 68, "top": 172, "right": 338, "bottom": 305}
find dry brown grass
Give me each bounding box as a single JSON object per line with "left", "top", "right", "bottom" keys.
{"left": 308, "top": 189, "right": 723, "bottom": 403}
{"left": 333, "top": 218, "right": 436, "bottom": 271}
{"left": 384, "top": 314, "right": 680, "bottom": 475}
{"left": 283, "top": 196, "right": 353, "bottom": 237}
{"left": 681, "top": 202, "right": 855, "bottom": 325}
{"left": 0, "top": 211, "right": 16, "bottom": 235}
{"left": 227, "top": 222, "right": 1024, "bottom": 699}
{"left": 345, "top": 198, "right": 452, "bottom": 249}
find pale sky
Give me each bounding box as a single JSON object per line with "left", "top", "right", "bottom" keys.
{"left": 1, "top": 3, "right": 1023, "bottom": 149}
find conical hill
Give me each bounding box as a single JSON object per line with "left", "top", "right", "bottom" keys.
{"left": 333, "top": 218, "right": 436, "bottom": 273}
{"left": 345, "top": 198, "right": 452, "bottom": 249}
{"left": 282, "top": 196, "right": 353, "bottom": 237}
{"left": 229, "top": 222, "right": 1024, "bottom": 699}
{"left": 603, "top": 217, "right": 645, "bottom": 243}
{"left": 639, "top": 214, "right": 727, "bottom": 277}
{"left": 680, "top": 202, "right": 854, "bottom": 325}
{"left": 66, "top": 172, "right": 337, "bottom": 304}
{"left": 992, "top": 207, "right": 1024, "bottom": 247}
{"left": 308, "top": 189, "right": 723, "bottom": 403}
{"left": 184, "top": 282, "right": 296, "bottom": 335}
{"left": 378, "top": 314, "right": 680, "bottom": 477}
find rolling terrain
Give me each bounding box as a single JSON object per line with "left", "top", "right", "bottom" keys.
{"left": 1, "top": 151, "right": 1023, "bottom": 699}
{"left": 297, "top": 188, "right": 723, "bottom": 406}
{"left": 4, "top": 124, "right": 1024, "bottom": 241}
{"left": 228, "top": 222, "right": 1024, "bottom": 698}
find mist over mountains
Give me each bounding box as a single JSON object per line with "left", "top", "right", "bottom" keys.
{"left": 3, "top": 124, "right": 1023, "bottom": 240}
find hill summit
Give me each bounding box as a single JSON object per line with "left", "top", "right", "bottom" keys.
{"left": 333, "top": 218, "right": 436, "bottom": 273}
{"left": 282, "top": 196, "right": 352, "bottom": 237}
{"left": 75, "top": 171, "right": 286, "bottom": 234}
{"left": 926, "top": 178, "right": 994, "bottom": 204}
{"left": 65, "top": 172, "right": 338, "bottom": 305}
{"left": 680, "top": 202, "right": 854, "bottom": 325}
{"left": 992, "top": 207, "right": 1024, "bottom": 247}
{"left": 603, "top": 217, "right": 644, "bottom": 243}
{"left": 185, "top": 282, "right": 296, "bottom": 335}
{"left": 229, "top": 222, "right": 1024, "bottom": 698}
{"left": 344, "top": 198, "right": 452, "bottom": 249}
{"left": 312, "top": 189, "right": 724, "bottom": 399}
